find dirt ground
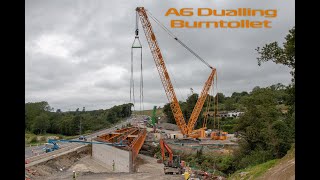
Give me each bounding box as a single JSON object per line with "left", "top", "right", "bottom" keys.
{"left": 27, "top": 151, "right": 184, "bottom": 180}
{"left": 71, "top": 155, "right": 183, "bottom": 180}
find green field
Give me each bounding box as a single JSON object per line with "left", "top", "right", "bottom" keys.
{"left": 133, "top": 108, "right": 164, "bottom": 117}
{"left": 25, "top": 132, "right": 85, "bottom": 146}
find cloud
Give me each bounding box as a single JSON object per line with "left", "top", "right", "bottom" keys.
{"left": 25, "top": 0, "right": 294, "bottom": 111}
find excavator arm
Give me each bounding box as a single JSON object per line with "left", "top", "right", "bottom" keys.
{"left": 160, "top": 138, "right": 173, "bottom": 162}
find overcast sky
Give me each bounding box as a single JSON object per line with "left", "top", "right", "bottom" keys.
{"left": 25, "top": 0, "right": 295, "bottom": 111}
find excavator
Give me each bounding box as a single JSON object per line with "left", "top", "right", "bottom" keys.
{"left": 135, "top": 7, "right": 226, "bottom": 140}
{"left": 159, "top": 138, "right": 185, "bottom": 174}
{"left": 151, "top": 106, "right": 157, "bottom": 133}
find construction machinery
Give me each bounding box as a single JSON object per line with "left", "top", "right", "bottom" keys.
{"left": 211, "top": 131, "right": 228, "bottom": 140}
{"left": 43, "top": 139, "right": 60, "bottom": 153}
{"left": 135, "top": 7, "right": 217, "bottom": 139}
{"left": 159, "top": 138, "right": 185, "bottom": 174}
{"left": 151, "top": 106, "right": 157, "bottom": 132}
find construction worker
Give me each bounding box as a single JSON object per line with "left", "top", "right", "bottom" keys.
{"left": 72, "top": 171, "right": 76, "bottom": 179}
{"left": 112, "top": 160, "right": 115, "bottom": 171}
{"left": 184, "top": 170, "right": 190, "bottom": 180}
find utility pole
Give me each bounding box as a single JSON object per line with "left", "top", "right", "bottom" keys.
{"left": 80, "top": 118, "right": 82, "bottom": 135}
{"left": 80, "top": 107, "right": 85, "bottom": 136}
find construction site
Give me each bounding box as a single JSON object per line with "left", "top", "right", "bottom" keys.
{"left": 25, "top": 7, "right": 239, "bottom": 180}
{"left": 25, "top": 4, "right": 295, "bottom": 180}
{"left": 25, "top": 113, "right": 238, "bottom": 179}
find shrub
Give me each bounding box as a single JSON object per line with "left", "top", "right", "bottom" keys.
{"left": 237, "top": 150, "right": 273, "bottom": 169}
{"left": 40, "top": 136, "right": 46, "bottom": 142}
{"left": 29, "top": 136, "right": 38, "bottom": 143}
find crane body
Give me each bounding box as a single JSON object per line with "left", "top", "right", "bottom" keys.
{"left": 136, "top": 7, "right": 216, "bottom": 138}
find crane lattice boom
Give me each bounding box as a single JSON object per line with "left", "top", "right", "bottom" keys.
{"left": 136, "top": 7, "right": 216, "bottom": 137}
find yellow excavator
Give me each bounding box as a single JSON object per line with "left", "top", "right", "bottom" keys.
{"left": 135, "top": 7, "right": 226, "bottom": 140}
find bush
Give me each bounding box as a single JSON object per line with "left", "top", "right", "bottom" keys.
{"left": 40, "top": 136, "right": 46, "bottom": 142}
{"left": 84, "top": 130, "right": 92, "bottom": 134}
{"left": 29, "top": 136, "right": 38, "bottom": 143}
{"left": 237, "top": 150, "right": 273, "bottom": 169}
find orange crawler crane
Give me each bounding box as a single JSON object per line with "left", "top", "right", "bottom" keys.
{"left": 136, "top": 7, "right": 217, "bottom": 139}
{"left": 211, "top": 131, "right": 228, "bottom": 140}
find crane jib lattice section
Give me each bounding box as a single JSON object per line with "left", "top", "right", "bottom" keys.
{"left": 137, "top": 7, "right": 188, "bottom": 135}
{"left": 136, "top": 7, "right": 216, "bottom": 137}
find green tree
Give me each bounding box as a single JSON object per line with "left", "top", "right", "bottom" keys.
{"left": 224, "top": 98, "right": 235, "bottom": 111}
{"left": 184, "top": 93, "right": 199, "bottom": 123}
{"left": 256, "top": 26, "right": 295, "bottom": 151}
{"left": 163, "top": 103, "right": 176, "bottom": 124}
{"left": 251, "top": 86, "right": 261, "bottom": 93}
{"left": 25, "top": 101, "right": 52, "bottom": 131}
{"left": 234, "top": 87, "right": 293, "bottom": 167}
{"left": 106, "top": 111, "right": 117, "bottom": 124}
{"left": 32, "top": 113, "right": 50, "bottom": 134}
{"left": 256, "top": 27, "right": 295, "bottom": 82}
{"left": 216, "top": 93, "right": 225, "bottom": 103}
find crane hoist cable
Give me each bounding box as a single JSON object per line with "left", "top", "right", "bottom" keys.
{"left": 214, "top": 73, "right": 219, "bottom": 130}
{"left": 140, "top": 45, "right": 144, "bottom": 114}
{"left": 202, "top": 84, "right": 212, "bottom": 128}
{"left": 203, "top": 77, "right": 215, "bottom": 129}
{"left": 130, "top": 47, "right": 135, "bottom": 111}
{"left": 135, "top": 10, "right": 185, "bottom": 104}
{"left": 216, "top": 72, "right": 220, "bottom": 132}
{"left": 146, "top": 10, "right": 213, "bottom": 69}
{"left": 131, "top": 11, "right": 143, "bottom": 112}
{"left": 213, "top": 78, "right": 216, "bottom": 129}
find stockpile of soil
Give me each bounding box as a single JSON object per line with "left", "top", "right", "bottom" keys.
{"left": 158, "top": 123, "right": 179, "bottom": 131}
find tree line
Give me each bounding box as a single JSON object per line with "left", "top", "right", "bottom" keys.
{"left": 25, "top": 102, "right": 133, "bottom": 135}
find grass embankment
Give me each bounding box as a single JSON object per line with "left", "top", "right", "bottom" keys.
{"left": 25, "top": 133, "right": 83, "bottom": 146}
{"left": 228, "top": 144, "right": 295, "bottom": 180}
{"left": 134, "top": 108, "right": 164, "bottom": 117}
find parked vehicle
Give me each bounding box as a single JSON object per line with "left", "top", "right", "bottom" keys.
{"left": 79, "top": 135, "right": 87, "bottom": 141}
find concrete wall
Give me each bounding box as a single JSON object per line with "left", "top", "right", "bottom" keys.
{"left": 92, "top": 144, "right": 132, "bottom": 172}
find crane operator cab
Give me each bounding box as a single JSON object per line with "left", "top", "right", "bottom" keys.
{"left": 43, "top": 143, "right": 55, "bottom": 153}
{"left": 171, "top": 155, "right": 181, "bottom": 168}
{"left": 165, "top": 155, "right": 185, "bottom": 174}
